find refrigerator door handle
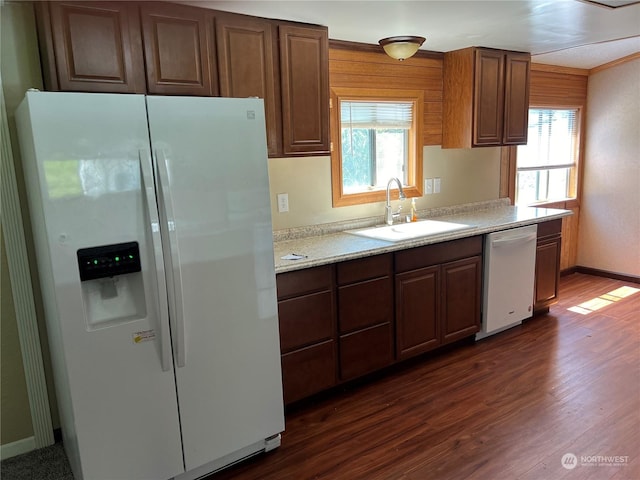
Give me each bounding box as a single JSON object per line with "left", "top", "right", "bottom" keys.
{"left": 139, "top": 149, "right": 173, "bottom": 372}
{"left": 155, "top": 149, "right": 187, "bottom": 368}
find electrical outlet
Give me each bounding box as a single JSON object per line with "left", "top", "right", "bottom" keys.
{"left": 277, "top": 193, "right": 289, "bottom": 213}
{"left": 434, "top": 177, "right": 441, "bottom": 194}
{"left": 425, "top": 178, "right": 433, "bottom": 195}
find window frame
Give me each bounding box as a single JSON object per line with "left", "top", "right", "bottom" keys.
{"left": 511, "top": 104, "right": 583, "bottom": 208}
{"left": 330, "top": 87, "right": 424, "bottom": 207}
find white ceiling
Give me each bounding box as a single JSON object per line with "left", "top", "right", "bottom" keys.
{"left": 189, "top": 0, "right": 640, "bottom": 69}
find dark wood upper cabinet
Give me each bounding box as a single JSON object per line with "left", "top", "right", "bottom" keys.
{"left": 37, "top": 1, "right": 146, "bottom": 93}
{"left": 279, "top": 24, "right": 330, "bottom": 156}
{"left": 140, "top": 2, "right": 217, "bottom": 96}
{"left": 473, "top": 48, "right": 504, "bottom": 146}
{"left": 502, "top": 52, "right": 531, "bottom": 144}
{"left": 36, "top": 2, "right": 331, "bottom": 157}
{"left": 443, "top": 47, "right": 530, "bottom": 148}
{"left": 215, "top": 13, "right": 281, "bottom": 156}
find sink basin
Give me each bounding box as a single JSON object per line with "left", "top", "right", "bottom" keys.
{"left": 347, "top": 219, "right": 476, "bottom": 242}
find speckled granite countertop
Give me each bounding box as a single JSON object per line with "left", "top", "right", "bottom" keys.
{"left": 273, "top": 199, "right": 572, "bottom": 274}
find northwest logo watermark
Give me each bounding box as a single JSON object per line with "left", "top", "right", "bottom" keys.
{"left": 561, "top": 453, "right": 629, "bottom": 469}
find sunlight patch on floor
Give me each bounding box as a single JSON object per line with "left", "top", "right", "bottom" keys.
{"left": 568, "top": 285, "right": 640, "bottom": 315}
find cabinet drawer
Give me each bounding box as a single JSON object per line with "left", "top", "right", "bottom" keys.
{"left": 338, "top": 277, "right": 392, "bottom": 334}
{"left": 336, "top": 254, "right": 392, "bottom": 285}
{"left": 281, "top": 340, "right": 336, "bottom": 404}
{"left": 339, "top": 323, "right": 393, "bottom": 381}
{"left": 395, "top": 236, "right": 482, "bottom": 273}
{"left": 537, "top": 219, "right": 562, "bottom": 239}
{"left": 278, "top": 291, "right": 334, "bottom": 352}
{"left": 276, "top": 265, "right": 333, "bottom": 299}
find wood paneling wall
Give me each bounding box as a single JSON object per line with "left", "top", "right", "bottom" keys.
{"left": 543, "top": 203, "right": 581, "bottom": 271}
{"left": 329, "top": 48, "right": 443, "bottom": 145}
{"left": 529, "top": 64, "right": 589, "bottom": 107}
{"left": 528, "top": 64, "right": 589, "bottom": 270}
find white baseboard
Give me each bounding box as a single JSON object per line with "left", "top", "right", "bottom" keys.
{"left": 0, "top": 436, "right": 36, "bottom": 461}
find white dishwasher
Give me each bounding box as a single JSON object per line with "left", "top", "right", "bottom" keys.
{"left": 477, "top": 224, "right": 538, "bottom": 340}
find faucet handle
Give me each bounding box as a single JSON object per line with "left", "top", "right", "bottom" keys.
{"left": 391, "top": 203, "right": 403, "bottom": 223}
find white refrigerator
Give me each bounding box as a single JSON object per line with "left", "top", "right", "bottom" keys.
{"left": 16, "top": 91, "right": 285, "bottom": 480}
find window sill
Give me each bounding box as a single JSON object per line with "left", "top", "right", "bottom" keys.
{"left": 521, "top": 197, "right": 579, "bottom": 209}
{"left": 333, "top": 185, "right": 422, "bottom": 207}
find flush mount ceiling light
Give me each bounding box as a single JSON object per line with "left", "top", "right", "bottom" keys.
{"left": 379, "top": 36, "right": 426, "bottom": 61}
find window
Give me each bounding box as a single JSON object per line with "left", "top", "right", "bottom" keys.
{"left": 331, "top": 88, "right": 423, "bottom": 206}
{"left": 516, "top": 108, "right": 580, "bottom": 206}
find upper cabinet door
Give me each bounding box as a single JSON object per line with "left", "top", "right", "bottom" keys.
{"left": 43, "top": 2, "right": 145, "bottom": 93}
{"left": 279, "top": 24, "right": 330, "bottom": 156}
{"left": 216, "top": 13, "right": 281, "bottom": 157}
{"left": 442, "top": 47, "right": 530, "bottom": 149}
{"left": 140, "top": 2, "right": 217, "bottom": 96}
{"left": 502, "top": 52, "right": 531, "bottom": 145}
{"left": 473, "top": 48, "right": 505, "bottom": 146}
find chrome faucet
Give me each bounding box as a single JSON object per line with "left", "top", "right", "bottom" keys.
{"left": 385, "top": 177, "right": 406, "bottom": 225}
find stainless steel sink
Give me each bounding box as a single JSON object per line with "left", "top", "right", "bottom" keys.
{"left": 346, "top": 219, "right": 476, "bottom": 242}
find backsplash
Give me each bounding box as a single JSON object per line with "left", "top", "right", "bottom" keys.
{"left": 273, "top": 198, "right": 511, "bottom": 242}
{"left": 268, "top": 145, "right": 503, "bottom": 231}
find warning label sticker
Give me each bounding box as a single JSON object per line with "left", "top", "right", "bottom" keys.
{"left": 133, "top": 329, "right": 156, "bottom": 344}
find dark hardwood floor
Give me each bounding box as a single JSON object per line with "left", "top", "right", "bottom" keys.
{"left": 210, "top": 273, "right": 640, "bottom": 480}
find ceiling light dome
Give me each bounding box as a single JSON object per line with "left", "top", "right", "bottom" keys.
{"left": 379, "top": 36, "right": 426, "bottom": 61}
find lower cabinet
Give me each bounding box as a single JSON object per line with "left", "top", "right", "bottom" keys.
{"left": 280, "top": 341, "right": 336, "bottom": 405}
{"left": 534, "top": 219, "right": 562, "bottom": 314}
{"left": 276, "top": 224, "right": 563, "bottom": 404}
{"left": 395, "top": 237, "right": 483, "bottom": 361}
{"left": 441, "top": 256, "right": 483, "bottom": 344}
{"left": 276, "top": 265, "right": 336, "bottom": 404}
{"left": 275, "top": 235, "right": 488, "bottom": 404}
{"left": 337, "top": 255, "right": 394, "bottom": 381}
{"left": 395, "top": 265, "right": 440, "bottom": 360}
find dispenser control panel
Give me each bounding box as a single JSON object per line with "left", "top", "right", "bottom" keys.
{"left": 77, "top": 242, "right": 141, "bottom": 281}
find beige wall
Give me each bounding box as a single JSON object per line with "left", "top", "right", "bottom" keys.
{"left": 1, "top": 1, "right": 59, "bottom": 448}
{"left": 577, "top": 59, "right": 640, "bottom": 276}
{"left": 268, "top": 146, "right": 501, "bottom": 230}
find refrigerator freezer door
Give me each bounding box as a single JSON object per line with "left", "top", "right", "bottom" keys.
{"left": 16, "top": 92, "right": 184, "bottom": 479}
{"left": 146, "top": 96, "right": 285, "bottom": 472}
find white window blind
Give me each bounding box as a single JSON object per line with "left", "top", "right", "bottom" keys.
{"left": 340, "top": 101, "right": 413, "bottom": 129}
{"left": 516, "top": 108, "right": 579, "bottom": 205}
{"left": 518, "top": 109, "right": 578, "bottom": 171}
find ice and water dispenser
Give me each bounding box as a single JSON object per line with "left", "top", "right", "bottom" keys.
{"left": 77, "top": 242, "right": 147, "bottom": 329}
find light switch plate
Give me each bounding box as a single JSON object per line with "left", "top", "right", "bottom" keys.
{"left": 425, "top": 178, "right": 433, "bottom": 195}
{"left": 434, "top": 178, "right": 441, "bottom": 194}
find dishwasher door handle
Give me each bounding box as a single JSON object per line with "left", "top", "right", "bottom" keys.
{"left": 491, "top": 233, "right": 537, "bottom": 248}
